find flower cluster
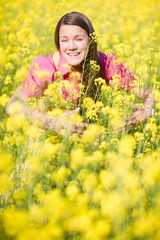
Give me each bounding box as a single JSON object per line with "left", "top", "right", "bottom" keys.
{"left": 1, "top": 0, "right": 160, "bottom": 239}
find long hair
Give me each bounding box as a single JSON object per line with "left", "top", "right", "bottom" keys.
{"left": 54, "top": 12, "right": 102, "bottom": 99}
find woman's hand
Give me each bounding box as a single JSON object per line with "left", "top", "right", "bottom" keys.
{"left": 114, "top": 104, "right": 153, "bottom": 133}
{"left": 7, "top": 92, "right": 90, "bottom": 137}
{"left": 114, "top": 86, "right": 155, "bottom": 133}
{"left": 42, "top": 108, "right": 90, "bottom": 136}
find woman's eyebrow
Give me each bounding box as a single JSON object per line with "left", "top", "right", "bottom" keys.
{"left": 60, "top": 34, "right": 85, "bottom": 38}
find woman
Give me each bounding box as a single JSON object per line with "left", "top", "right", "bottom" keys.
{"left": 6, "top": 12, "right": 155, "bottom": 135}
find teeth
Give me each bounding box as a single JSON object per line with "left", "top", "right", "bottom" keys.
{"left": 68, "top": 53, "right": 79, "bottom": 56}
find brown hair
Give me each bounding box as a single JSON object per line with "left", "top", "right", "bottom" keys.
{"left": 54, "top": 12, "right": 102, "bottom": 99}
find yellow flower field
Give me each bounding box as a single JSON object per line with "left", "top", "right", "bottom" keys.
{"left": 0, "top": 0, "right": 160, "bottom": 239}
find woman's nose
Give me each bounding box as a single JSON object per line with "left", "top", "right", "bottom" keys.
{"left": 68, "top": 40, "right": 77, "bottom": 50}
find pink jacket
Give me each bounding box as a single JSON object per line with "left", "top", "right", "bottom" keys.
{"left": 20, "top": 51, "right": 136, "bottom": 101}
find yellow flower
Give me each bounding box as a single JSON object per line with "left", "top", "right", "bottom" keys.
{"left": 0, "top": 151, "right": 12, "bottom": 173}
{"left": 0, "top": 94, "right": 10, "bottom": 107}
{"left": 24, "top": 124, "right": 42, "bottom": 139}
{"left": 85, "top": 150, "right": 104, "bottom": 166}
{"left": 70, "top": 148, "right": 86, "bottom": 169}
{"left": 0, "top": 47, "right": 7, "bottom": 65}
{"left": 62, "top": 62, "right": 71, "bottom": 69}
{"left": 4, "top": 75, "right": 12, "bottom": 85}
{"left": 86, "top": 109, "right": 98, "bottom": 120}
{"left": 40, "top": 143, "right": 62, "bottom": 159}
{"left": 69, "top": 71, "right": 81, "bottom": 81}
{"left": 94, "top": 219, "right": 111, "bottom": 237}
{"left": 66, "top": 182, "right": 80, "bottom": 199}
{"left": 101, "top": 192, "right": 124, "bottom": 219}
{"left": 7, "top": 101, "right": 22, "bottom": 115}
{"left": 0, "top": 173, "right": 13, "bottom": 194}
{"left": 134, "top": 132, "right": 144, "bottom": 142}
{"left": 78, "top": 169, "right": 89, "bottom": 183}
{"left": 34, "top": 70, "right": 51, "bottom": 79}
{"left": 99, "top": 170, "right": 115, "bottom": 189}
{"left": 43, "top": 189, "right": 67, "bottom": 220}
{"left": 3, "top": 208, "right": 30, "bottom": 236}
{"left": 82, "top": 97, "right": 94, "bottom": 109}
{"left": 33, "top": 63, "right": 39, "bottom": 71}
{"left": 47, "top": 108, "right": 64, "bottom": 118}
{"left": 116, "top": 43, "right": 131, "bottom": 56}
{"left": 81, "top": 125, "right": 104, "bottom": 144}
{"left": 94, "top": 77, "right": 105, "bottom": 86}
{"left": 118, "top": 134, "right": 135, "bottom": 157}
{"left": 6, "top": 114, "right": 26, "bottom": 131}
{"left": 14, "top": 66, "right": 28, "bottom": 84}
{"left": 110, "top": 115, "right": 123, "bottom": 128}
{"left": 29, "top": 204, "right": 48, "bottom": 226}
{"left": 69, "top": 112, "right": 82, "bottom": 123}
{"left": 145, "top": 122, "right": 157, "bottom": 137}
{"left": 33, "top": 183, "right": 45, "bottom": 202}
{"left": 92, "top": 187, "right": 104, "bottom": 204}
{"left": 99, "top": 141, "right": 108, "bottom": 151}
{"left": 52, "top": 166, "right": 70, "bottom": 184}
{"left": 66, "top": 212, "right": 92, "bottom": 232}
{"left": 83, "top": 173, "right": 98, "bottom": 192}
{"left": 110, "top": 74, "right": 122, "bottom": 89}
{"left": 134, "top": 213, "right": 158, "bottom": 237}
{"left": 142, "top": 155, "right": 160, "bottom": 187}
{"left": 28, "top": 156, "right": 43, "bottom": 174}
{"left": 13, "top": 190, "right": 27, "bottom": 206}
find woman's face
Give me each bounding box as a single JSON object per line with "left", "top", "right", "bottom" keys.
{"left": 59, "top": 24, "right": 89, "bottom": 69}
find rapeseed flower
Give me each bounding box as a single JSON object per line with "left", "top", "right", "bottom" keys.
{"left": 40, "top": 143, "right": 62, "bottom": 159}
{"left": 1, "top": 0, "right": 160, "bottom": 239}
{"left": 66, "top": 182, "right": 80, "bottom": 199}
{"left": 52, "top": 166, "right": 70, "bottom": 184}
{"left": 0, "top": 94, "right": 10, "bottom": 107}
{"left": 3, "top": 208, "right": 30, "bottom": 236}
{"left": 0, "top": 151, "right": 12, "bottom": 173}
{"left": 14, "top": 66, "right": 28, "bottom": 84}
{"left": 99, "top": 169, "right": 115, "bottom": 190}
{"left": 118, "top": 134, "right": 135, "bottom": 157}
{"left": 70, "top": 148, "right": 86, "bottom": 169}
{"left": 83, "top": 173, "right": 98, "bottom": 192}
{"left": 101, "top": 192, "right": 125, "bottom": 219}
{"left": 6, "top": 114, "right": 26, "bottom": 131}
{"left": 0, "top": 173, "right": 13, "bottom": 195}
{"left": 81, "top": 125, "right": 104, "bottom": 144}
{"left": 6, "top": 101, "right": 22, "bottom": 115}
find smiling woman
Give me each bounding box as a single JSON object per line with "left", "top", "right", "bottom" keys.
{"left": 59, "top": 25, "right": 89, "bottom": 70}
{"left": 6, "top": 11, "right": 155, "bottom": 135}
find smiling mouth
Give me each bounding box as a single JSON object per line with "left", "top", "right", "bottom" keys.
{"left": 67, "top": 53, "right": 80, "bottom": 56}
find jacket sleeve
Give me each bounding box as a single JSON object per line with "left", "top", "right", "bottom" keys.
{"left": 20, "top": 55, "right": 56, "bottom": 98}
{"left": 102, "top": 52, "right": 137, "bottom": 92}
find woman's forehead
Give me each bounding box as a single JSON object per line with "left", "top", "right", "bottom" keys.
{"left": 59, "top": 25, "right": 88, "bottom": 37}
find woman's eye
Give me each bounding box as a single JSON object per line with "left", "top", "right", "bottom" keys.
{"left": 61, "top": 39, "right": 68, "bottom": 42}
{"left": 77, "top": 38, "right": 83, "bottom": 41}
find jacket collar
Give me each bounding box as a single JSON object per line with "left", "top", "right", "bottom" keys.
{"left": 52, "top": 52, "right": 72, "bottom": 75}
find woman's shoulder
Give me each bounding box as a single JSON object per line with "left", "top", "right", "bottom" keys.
{"left": 98, "top": 51, "right": 122, "bottom": 68}
{"left": 98, "top": 51, "right": 109, "bottom": 71}
{"left": 98, "top": 51, "right": 107, "bottom": 60}
{"left": 32, "top": 52, "right": 55, "bottom": 64}
{"left": 30, "top": 52, "right": 58, "bottom": 72}
{"left": 98, "top": 51, "right": 116, "bottom": 61}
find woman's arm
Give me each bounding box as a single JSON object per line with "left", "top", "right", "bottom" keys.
{"left": 134, "top": 86, "right": 155, "bottom": 109}
{"left": 6, "top": 91, "right": 89, "bottom": 136}
{"left": 114, "top": 86, "right": 156, "bottom": 132}
{"left": 101, "top": 52, "right": 155, "bottom": 131}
